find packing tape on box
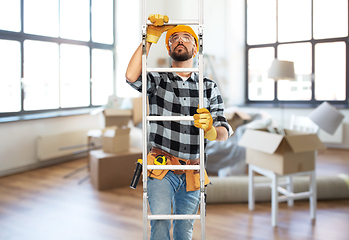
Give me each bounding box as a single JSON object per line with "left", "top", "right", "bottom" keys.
{"left": 206, "top": 175, "right": 349, "bottom": 204}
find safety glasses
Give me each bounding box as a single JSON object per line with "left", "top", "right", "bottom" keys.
{"left": 169, "top": 34, "right": 195, "bottom": 45}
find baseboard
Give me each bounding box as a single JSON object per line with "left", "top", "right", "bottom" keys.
{"left": 0, "top": 153, "right": 88, "bottom": 178}
{"left": 325, "top": 143, "right": 349, "bottom": 150}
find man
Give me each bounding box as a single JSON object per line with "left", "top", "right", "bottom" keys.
{"left": 126, "top": 14, "right": 233, "bottom": 240}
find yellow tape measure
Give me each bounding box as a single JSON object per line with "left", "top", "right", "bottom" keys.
{"left": 154, "top": 155, "right": 167, "bottom": 165}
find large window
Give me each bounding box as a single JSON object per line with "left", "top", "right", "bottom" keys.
{"left": 0, "top": 0, "right": 114, "bottom": 117}
{"left": 246, "top": 0, "right": 348, "bottom": 105}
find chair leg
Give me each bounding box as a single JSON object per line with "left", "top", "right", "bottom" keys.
{"left": 271, "top": 174, "right": 278, "bottom": 227}
{"left": 248, "top": 165, "right": 255, "bottom": 211}
{"left": 310, "top": 170, "right": 317, "bottom": 220}
{"left": 287, "top": 176, "right": 294, "bottom": 207}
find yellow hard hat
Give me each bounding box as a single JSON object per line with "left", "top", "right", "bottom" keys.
{"left": 165, "top": 25, "right": 199, "bottom": 51}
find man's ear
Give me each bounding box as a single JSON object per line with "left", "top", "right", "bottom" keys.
{"left": 193, "top": 44, "right": 198, "bottom": 56}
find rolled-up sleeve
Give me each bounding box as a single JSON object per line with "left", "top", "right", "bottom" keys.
{"left": 209, "top": 84, "right": 234, "bottom": 138}
{"left": 126, "top": 73, "right": 157, "bottom": 97}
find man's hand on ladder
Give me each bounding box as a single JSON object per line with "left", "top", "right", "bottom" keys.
{"left": 194, "top": 108, "right": 217, "bottom": 141}
{"left": 146, "top": 14, "right": 176, "bottom": 44}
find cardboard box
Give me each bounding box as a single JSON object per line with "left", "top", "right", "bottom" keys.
{"left": 132, "top": 97, "right": 142, "bottom": 126}
{"left": 238, "top": 129, "right": 326, "bottom": 175}
{"left": 225, "top": 111, "right": 251, "bottom": 131}
{"left": 89, "top": 148, "right": 142, "bottom": 190}
{"left": 103, "top": 127, "right": 130, "bottom": 153}
{"left": 103, "top": 108, "right": 132, "bottom": 127}
{"left": 132, "top": 97, "right": 149, "bottom": 126}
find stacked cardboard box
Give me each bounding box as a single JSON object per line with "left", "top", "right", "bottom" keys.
{"left": 89, "top": 107, "right": 141, "bottom": 190}
{"left": 90, "top": 148, "right": 142, "bottom": 190}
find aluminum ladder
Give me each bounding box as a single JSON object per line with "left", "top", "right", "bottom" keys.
{"left": 141, "top": 0, "right": 206, "bottom": 239}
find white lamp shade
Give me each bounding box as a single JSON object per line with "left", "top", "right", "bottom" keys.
{"left": 308, "top": 102, "right": 345, "bottom": 135}
{"left": 268, "top": 59, "right": 295, "bottom": 80}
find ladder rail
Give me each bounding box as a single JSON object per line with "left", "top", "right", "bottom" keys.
{"left": 141, "top": 1, "right": 148, "bottom": 240}
{"left": 141, "top": 1, "right": 206, "bottom": 239}
{"left": 198, "top": 0, "right": 206, "bottom": 238}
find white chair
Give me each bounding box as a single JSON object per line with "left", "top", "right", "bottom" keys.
{"left": 248, "top": 115, "right": 319, "bottom": 227}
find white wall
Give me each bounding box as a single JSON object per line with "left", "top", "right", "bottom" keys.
{"left": 0, "top": 114, "right": 104, "bottom": 175}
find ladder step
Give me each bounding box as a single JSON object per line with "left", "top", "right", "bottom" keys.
{"left": 147, "top": 20, "right": 199, "bottom": 26}
{"left": 148, "top": 214, "right": 201, "bottom": 220}
{"left": 147, "top": 116, "right": 194, "bottom": 121}
{"left": 147, "top": 68, "right": 198, "bottom": 73}
{"left": 147, "top": 165, "right": 200, "bottom": 170}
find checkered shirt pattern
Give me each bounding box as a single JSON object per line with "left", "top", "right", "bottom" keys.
{"left": 127, "top": 72, "right": 233, "bottom": 160}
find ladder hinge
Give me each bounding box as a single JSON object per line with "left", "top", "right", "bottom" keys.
{"left": 199, "top": 25, "right": 204, "bottom": 54}
{"left": 142, "top": 25, "right": 147, "bottom": 55}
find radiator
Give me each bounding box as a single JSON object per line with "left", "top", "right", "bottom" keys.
{"left": 37, "top": 129, "right": 101, "bottom": 161}
{"left": 318, "top": 123, "right": 344, "bottom": 144}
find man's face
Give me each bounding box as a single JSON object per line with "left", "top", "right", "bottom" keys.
{"left": 168, "top": 32, "right": 197, "bottom": 61}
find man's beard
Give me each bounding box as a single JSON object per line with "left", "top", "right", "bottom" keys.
{"left": 170, "top": 44, "right": 193, "bottom": 61}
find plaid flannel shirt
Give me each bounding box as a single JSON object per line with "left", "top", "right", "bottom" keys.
{"left": 127, "top": 72, "right": 233, "bottom": 160}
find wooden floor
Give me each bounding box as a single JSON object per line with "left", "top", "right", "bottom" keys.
{"left": 0, "top": 149, "right": 348, "bottom": 240}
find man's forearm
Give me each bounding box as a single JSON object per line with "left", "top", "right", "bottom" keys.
{"left": 215, "top": 126, "right": 229, "bottom": 141}
{"left": 125, "top": 42, "right": 152, "bottom": 83}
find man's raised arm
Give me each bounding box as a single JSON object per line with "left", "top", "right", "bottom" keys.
{"left": 125, "top": 14, "right": 176, "bottom": 83}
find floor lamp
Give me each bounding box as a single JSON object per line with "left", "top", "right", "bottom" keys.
{"left": 268, "top": 59, "right": 295, "bottom": 133}
{"left": 308, "top": 101, "right": 345, "bottom": 135}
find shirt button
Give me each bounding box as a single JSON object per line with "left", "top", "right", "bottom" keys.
{"left": 184, "top": 98, "right": 186, "bottom": 100}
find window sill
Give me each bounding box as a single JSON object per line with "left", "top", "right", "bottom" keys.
{"left": 0, "top": 107, "right": 102, "bottom": 124}
{"left": 238, "top": 102, "right": 349, "bottom": 109}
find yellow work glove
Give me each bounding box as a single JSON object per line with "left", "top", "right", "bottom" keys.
{"left": 146, "top": 14, "right": 175, "bottom": 44}
{"left": 193, "top": 108, "right": 217, "bottom": 141}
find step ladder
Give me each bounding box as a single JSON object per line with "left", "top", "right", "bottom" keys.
{"left": 141, "top": 0, "right": 206, "bottom": 239}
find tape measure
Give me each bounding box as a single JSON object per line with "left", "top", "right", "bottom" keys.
{"left": 154, "top": 155, "right": 167, "bottom": 165}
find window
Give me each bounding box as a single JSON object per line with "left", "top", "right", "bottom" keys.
{"left": 0, "top": 0, "right": 115, "bottom": 117}
{"left": 246, "top": 0, "right": 348, "bottom": 105}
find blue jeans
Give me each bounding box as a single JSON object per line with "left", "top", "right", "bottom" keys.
{"left": 147, "top": 171, "right": 200, "bottom": 240}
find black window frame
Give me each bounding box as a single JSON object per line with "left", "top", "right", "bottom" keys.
{"left": 0, "top": 0, "right": 116, "bottom": 120}
{"left": 244, "top": 0, "right": 349, "bottom": 108}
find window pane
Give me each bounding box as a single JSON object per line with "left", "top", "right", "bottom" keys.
{"left": 277, "top": 43, "right": 312, "bottom": 100}
{"left": 314, "top": 0, "right": 348, "bottom": 39}
{"left": 278, "top": 0, "right": 311, "bottom": 42}
{"left": 24, "top": 40, "right": 59, "bottom": 110}
{"left": 92, "top": 49, "right": 113, "bottom": 105}
{"left": 60, "top": 0, "right": 90, "bottom": 41}
{"left": 0, "top": 40, "right": 21, "bottom": 113}
{"left": 24, "top": 0, "right": 59, "bottom": 37}
{"left": 60, "top": 44, "right": 90, "bottom": 108}
{"left": 248, "top": 47, "right": 275, "bottom": 100}
{"left": 91, "top": 0, "right": 114, "bottom": 44}
{"left": 0, "top": 0, "right": 21, "bottom": 32}
{"left": 315, "top": 42, "right": 346, "bottom": 101}
{"left": 247, "top": 0, "right": 276, "bottom": 45}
